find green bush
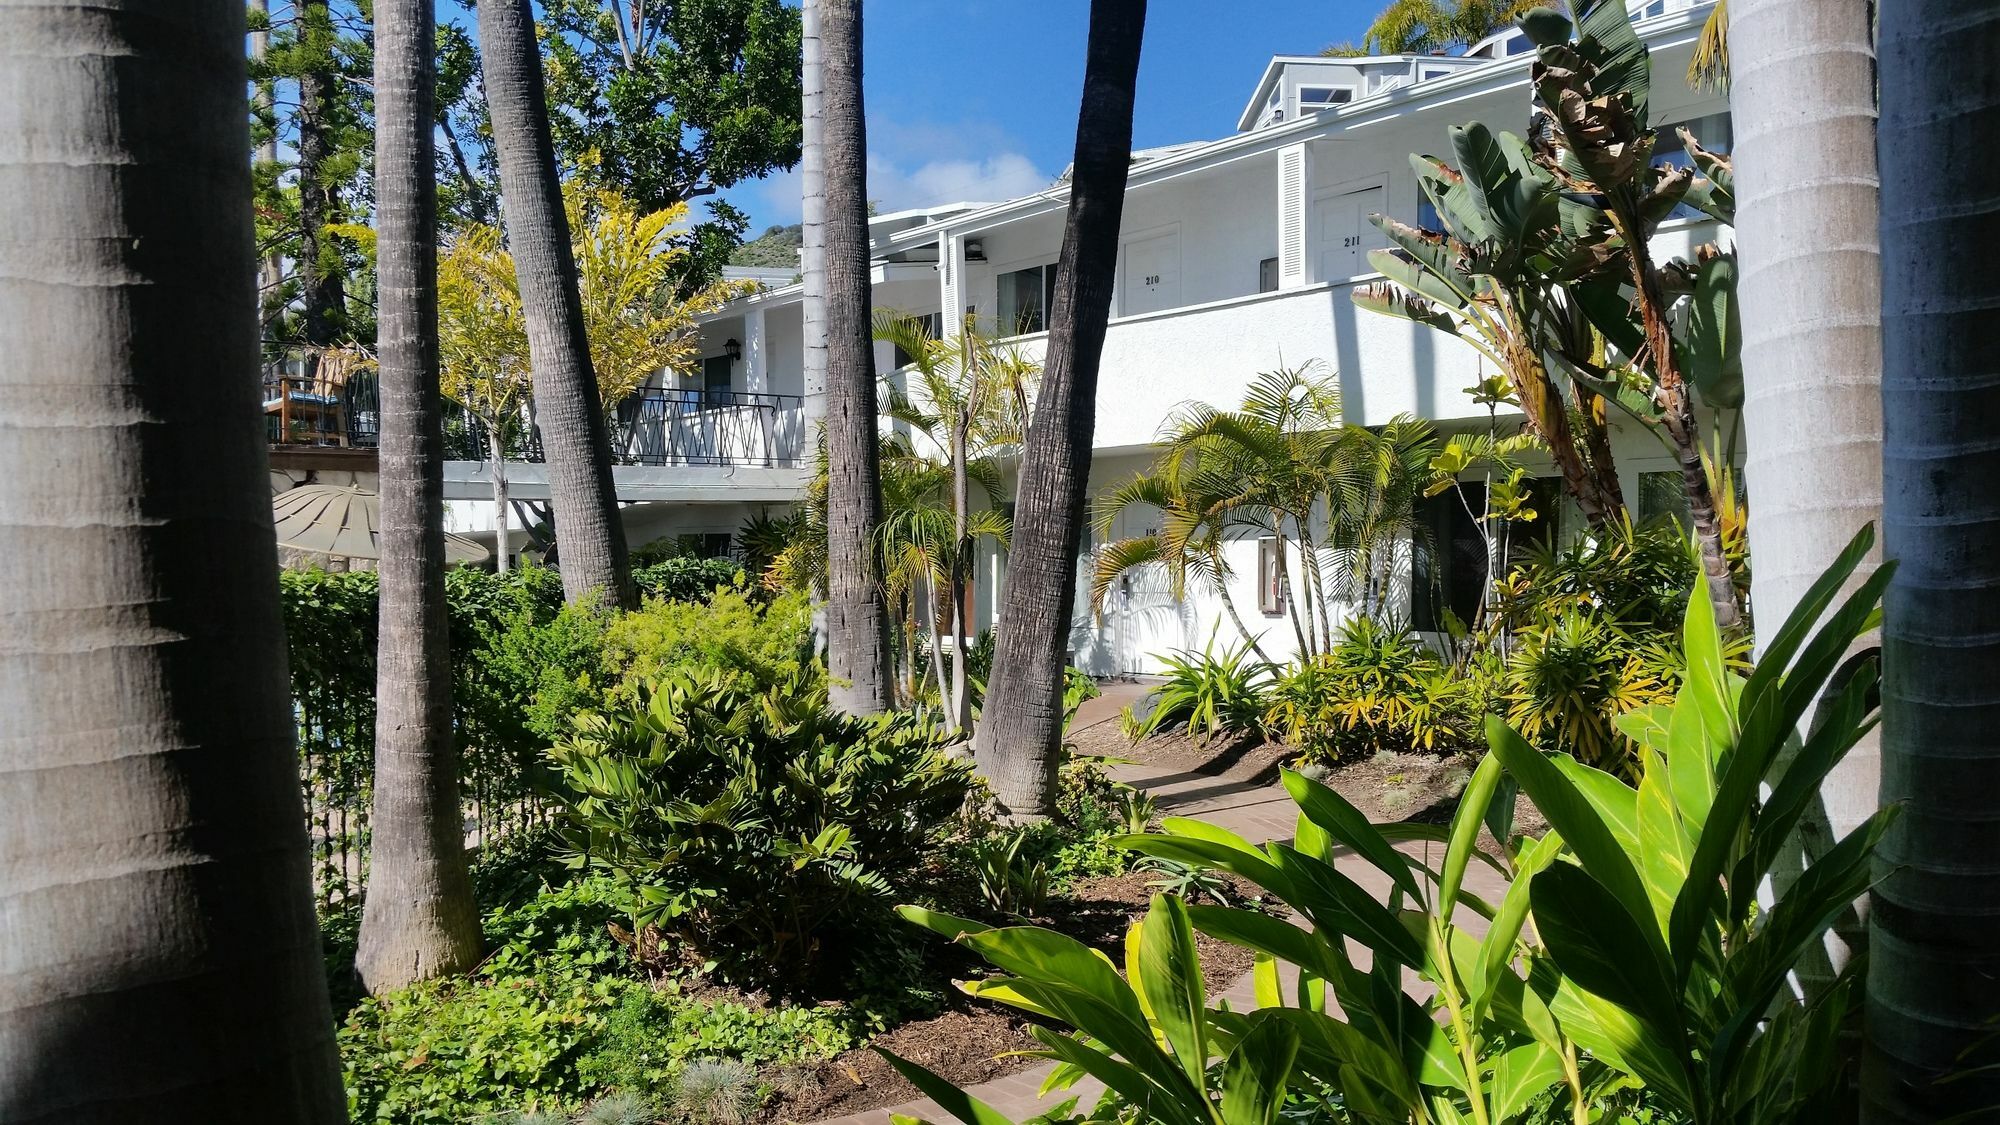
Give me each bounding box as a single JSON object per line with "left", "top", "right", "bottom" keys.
{"left": 598, "top": 586, "right": 814, "bottom": 709}
{"left": 549, "top": 670, "right": 973, "bottom": 982}
{"left": 631, "top": 556, "right": 748, "bottom": 604}
{"left": 1121, "top": 633, "right": 1272, "bottom": 741}
{"left": 1263, "top": 618, "right": 1487, "bottom": 762}
{"left": 574, "top": 982, "right": 863, "bottom": 1096}
{"left": 341, "top": 873, "right": 870, "bottom": 1123}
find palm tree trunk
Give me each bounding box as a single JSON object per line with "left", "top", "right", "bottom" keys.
{"left": 1865, "top": 1, "right": 2000, "bottom": 1115}
{"left": 479, "top": 0, "right": 634, "bottom": 610}
{"left": 356, "top": 0, "right": 484, "bottom": 994}
{"left": 949, "top": 420, "right": 973, "bottom": 732}
{"left": 1209, "top": 568, "right": 1272, "bottom": 662}
{"left": 0, "top": 5, "right": 344, "bottom": 1117}
{"left": 1731, "top": 0, "right": 1883, "bottom": 987}
{"left": 803, "top": 0, "right": 893, "bottom": 714}
{"left": 489, "top": 423, "right": 512, "bottom": 574}
{"left": 972, "top": 0, "right": 1146, "bottom": 816}
{"left": 1276, "top": 534, "right": 1314, "bottom": 660}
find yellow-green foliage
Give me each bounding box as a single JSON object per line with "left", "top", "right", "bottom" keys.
{"left": 598, "top": 587, "right": 814, "bottom": 708}
{"left": 1264, "top": 618, "right": 1487, "bottom": 762}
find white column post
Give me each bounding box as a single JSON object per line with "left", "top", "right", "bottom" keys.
{"left": 743, "top": 306, "right": 768, "bottom": 393}
{"left": 940, "top": 230, "right": 966, "bottom": 339}
{"left": 1276, "top": 142, "right": 1314, "bottom": 288}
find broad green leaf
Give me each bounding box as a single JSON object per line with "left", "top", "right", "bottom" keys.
{"left": 1371, "top": 248, "right": 1474, "bottom": 313}
{"left": 898, "top": 905, "right": 994, "bottom": 940}
{"left": 1028, "top": 1027, "right": 1206, "bottom": 1125}
{"left": 1572, "top": 0, "right": 1652, "bottom": 128}
{"left": 1253, "top": 953, "right": 1284, "bottom": 1009}
{"left": 1487, "top": 1042, "right": 1566, "bottom": 1124}
{"left": 1137, "top": 896, "right": 1210, "bottom": 1090}
{"left": 1546, "top": 972, "right": 1695, "bottom": 1110}
{"left": 1709, "top": 806, "right": 1898, "bottom": 1080}
{"left": 1440, "top": 754, "right": 1504, "bottom": 916}
{"left": 1221, "top": 1015, "right": 1300, "bottom": 1125}
{"left": 1285, "top": 768, "right": 1424, "bottom": 904}
{"left": 1273, "top": 844, "right": 1427, "bottom": 969}
{"left": 1682, "top": 251, "right": 1743, "bottom": 409}
{"left": 1635, "top": 748, "right": 1693, "bottom": 931}
{"left": 1531, "top": 864, "right": 1685, "bottom": 1051}
{"left": 1260, "top": 1007, "right": 1425, "bottom": 1116}
{"left": 1668, "top": 563, "right": 1892, "bottom": 973}
{"left": 1734, "top": 663, "right": 1880, "bottom": 914}
{"left": 1186, "top": 903, "right": 1357, "bottom": 991}
{"left": 1472, "top": 829, "right": 1564, "bottom": 1018}
{"left": 878, "top": 1049, "right": 1022, "bottom": 1125}
{"left": 1487, "top": 716, "right": 1656, "bottom": 931}
{"left": 1681, "top": 571, "right": 1736, "bottom": 755}
{"left": 1551, "top": 755, "right": 1641, "bottom": 862}
{"left": 1616, "top": 703, "right": 1673, "bottom": 756}
{"left": 1119, "top": 827, "right": 1288, "bottom": 896}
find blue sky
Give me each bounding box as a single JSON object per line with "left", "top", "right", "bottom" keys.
{"left": 715, "top": 1, "right": 1380, "bottom": 233}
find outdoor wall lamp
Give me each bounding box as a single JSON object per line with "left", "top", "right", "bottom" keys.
{"left": 724, "top": 338, "right": 743, "bottom": 361}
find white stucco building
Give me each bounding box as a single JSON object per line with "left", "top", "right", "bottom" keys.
{"left": 313, "top": 0, "right": 1726, "bottom": 675}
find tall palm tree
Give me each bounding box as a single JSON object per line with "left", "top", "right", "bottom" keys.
{"left": 803, "top": 0, "right": 894, "bottom": 714}
{"left": 1730, "top": 0, "right": 1884, "bottom": 985}
{"left": 479, "top": 0, "right": 635, "bottom": 610}
{"left": 0, "top": 4, "right": 343, "bottom": 1118}
{"left": 877, "top": 313, "right": 1037, "bottom": 731}
{"left": 1353, "top": 0, "right": 1548, "bottom": 54}
{"left": 1868, "top": 0, "right": 2000, "bottom": 1116}
{"left": 356, "top": 0, "right": 483, "bottom": 994}
{"left": 973, "top": 0, "right": 1147, "bottom": 817}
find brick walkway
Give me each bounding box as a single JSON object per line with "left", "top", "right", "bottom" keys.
{"left": 806, "top": 684, "right": 1505, "bottom": 1124}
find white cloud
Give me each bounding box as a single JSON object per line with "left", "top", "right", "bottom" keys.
{"left": 869, "top": 151, "right": 1052, "bottom": 212}
{"left": 718, "top": 116, "right": 1054, "bottom": 231}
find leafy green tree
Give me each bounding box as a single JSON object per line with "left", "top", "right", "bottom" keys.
{"left": 1328, "top": 0, "right": 1549, "bottom": 56}
{"left": 876, "top": 313, "right": 1037, "bottom": 731}
{"left": 252, "top": 0, "right": 376, "bottom": 350}
{"left": 540, "top": 0, "right": 804, "bottom": 285}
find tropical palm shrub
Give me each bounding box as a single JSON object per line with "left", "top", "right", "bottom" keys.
{"left": 889, "top": 526, "right": 1890, "bottom": 1125}
{"left": 1263, "top": 618, "right": 1489, "bottom": 761}
{"left": 596, "top": 586, "right": 815, "bottom": 709}
{"left": 1121, "top": 634, "right": 1273, "bottom": 742}
{"left": 547, "top": 670, "right": 973, "bottom": 980}
{"left": 1502, "top": 608, "right": 1675, "bottom": 775}
{"left": 629, "top": 556, "right": 748, "bottom": 603}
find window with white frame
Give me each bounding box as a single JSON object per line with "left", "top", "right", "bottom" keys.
{"left": 1298, "top": 86, "right": 1354, "bottom": 110}
{"left": 1421, "top": 67, "right": 1452, "bottom": 81}
{"left": 1258, "top": 537, "right": 1288, "bottom": 616}
{"left": 996, "top": 263, "right": 1059, "bottom": 335}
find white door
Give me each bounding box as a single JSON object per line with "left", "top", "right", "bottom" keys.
{"left": 1120, "top": 230, "right": 1181, "bottom": 316}
{"left": 1313, "top": 185, "right": 1386, "bottom": 281}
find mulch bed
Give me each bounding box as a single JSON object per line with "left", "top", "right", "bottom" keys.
{"left": 759, "top": 870, "right": 1263, "bottom": 1123}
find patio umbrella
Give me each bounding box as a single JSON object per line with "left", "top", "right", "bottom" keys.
{"left": 272, "top": 484, "right": 491, "bottom": 565}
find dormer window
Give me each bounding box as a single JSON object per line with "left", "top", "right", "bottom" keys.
{"left": 1299, "top": 86, "right": 1354, "bottom": 107}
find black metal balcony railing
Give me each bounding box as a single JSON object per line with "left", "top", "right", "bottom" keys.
{"left": 264, "top": 366, "right": 381, "bottom": 449}
{"left": 445, "top": 388, "right": 807, "bottom": 469}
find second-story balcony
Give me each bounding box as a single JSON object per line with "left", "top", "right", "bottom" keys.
{"left": 446, "top": 388, "right": 808, "bottom": 470}
{"left": 264, "top": 364, "right": 806, "bottom": 471}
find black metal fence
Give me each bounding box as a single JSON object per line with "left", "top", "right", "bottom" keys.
{"left": 445, "top": 388, "right": 807, "bottom": 469}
